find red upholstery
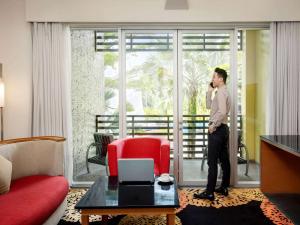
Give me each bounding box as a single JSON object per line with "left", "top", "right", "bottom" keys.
{"left": 0, "top": 175, "right": 69, "bottom": 225}
{"left": 108, "top": 137, "right": 170, "bottom": 176}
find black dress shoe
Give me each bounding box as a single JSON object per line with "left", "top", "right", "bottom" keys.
{"left": 215, "top": 186, "right": 229, "bottom": 196}
{"left": 194, "top": 190, "right": 215, "bottom": 201}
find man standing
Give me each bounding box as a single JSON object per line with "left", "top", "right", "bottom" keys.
{"left": 194, "top": 67, "right": 231, "bottom": 201}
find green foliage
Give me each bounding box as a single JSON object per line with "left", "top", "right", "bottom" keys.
{"left": 126, "top": 51, "right": 174, "bottom": 115}
{"left": 102, "top": 44, "right": 230, "bottom": 117}
{"left": 105, "top": 77, "right": 118, "bottom": 88}
{"left": 126, "top": 102, "right": 134, "bottom": 112}
{"left": 104, "top": 90, "right": 115, "bottom": 101}
{"left": 104, "top": 52, "right": 118, "bottom": 67}
{"left": 182, "top": 51, "right": 230, "bottom": 115}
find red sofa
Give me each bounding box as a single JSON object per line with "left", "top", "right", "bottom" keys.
{"left": 0, "top": 137, "right": 69, "bottom": 225}
{"left": 107, "top": 137, "right": 170, "bottom": 176}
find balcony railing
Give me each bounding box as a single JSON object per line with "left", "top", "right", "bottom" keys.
{"left": 96, "top": 114, "right": 243, "bottom": 159}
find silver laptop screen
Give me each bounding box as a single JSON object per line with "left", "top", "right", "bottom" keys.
{"left": 118, "top": 158, "right": 154, "bottom": 183}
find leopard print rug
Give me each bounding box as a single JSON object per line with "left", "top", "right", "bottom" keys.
{"left": 60, "top": 188, "right": 293, "bottom": 225}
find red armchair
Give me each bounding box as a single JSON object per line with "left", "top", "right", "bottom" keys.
{"left": 107, "top": 137, "right": 170, "bottom": 176}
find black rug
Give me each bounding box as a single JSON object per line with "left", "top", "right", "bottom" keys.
{"left": 58, "top": 188, "right": 293, "bottom": 225}
{"left": 177, "top": 201, "right": 273, "bottom": 225}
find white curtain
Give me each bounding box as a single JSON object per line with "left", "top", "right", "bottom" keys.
{"left": 268, "top": 22, "right": 300, "bottom": 135}
{"left": 32, "top": 22, "right": 73, "bottom": 181}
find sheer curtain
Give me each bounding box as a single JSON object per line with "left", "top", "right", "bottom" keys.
{"left": 268, "top": 22, "right": 300, "bottom": 135}
{"left": 32, "top": 22, "right": 73, "bottom": 181}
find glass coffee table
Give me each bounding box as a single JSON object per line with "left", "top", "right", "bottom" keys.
{"left": 75, "top": 176, "right": 180, "bottom": 225}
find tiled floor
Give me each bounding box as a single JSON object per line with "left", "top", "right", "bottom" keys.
{"left": 181, "top": 159, "right": 260, "bottom": 182}
{"left": 75, "top": 159, "right": 260, "bottom": 183}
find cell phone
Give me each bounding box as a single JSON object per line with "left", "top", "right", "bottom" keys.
{"left": 210, "top": 82, "right": 214, "bottom": 88}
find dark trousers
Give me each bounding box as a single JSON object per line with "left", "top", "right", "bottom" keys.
{"left": 206, "top": 124, "right": 230, "bottom": 193}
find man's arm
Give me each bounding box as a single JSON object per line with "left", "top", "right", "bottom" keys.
{"left": 206, "top": 90, "right": 213, "bottom": 109}
{"left": 209, "top": 91, "right": 227, "bottom": 130}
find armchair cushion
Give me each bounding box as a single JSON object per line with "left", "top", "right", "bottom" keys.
{"left": 0, "top": 155, "right": 12, "bottom": 194}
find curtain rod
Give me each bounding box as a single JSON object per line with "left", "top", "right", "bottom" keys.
{"left": 67, "top": 22, "right": 270, "bottom": 30}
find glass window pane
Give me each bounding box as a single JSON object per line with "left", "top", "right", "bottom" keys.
{"left": 181, "top": 32, "right": 231, "bottom": 182}
{"left": 71, "top": 30, "right": 119, "bottom": 182}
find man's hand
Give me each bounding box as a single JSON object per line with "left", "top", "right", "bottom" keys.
{"left": 208, "top": 125, "right": 216, "bottom": 134}
{"left": 208, "top": 83, "right": 214, "bottom": 92}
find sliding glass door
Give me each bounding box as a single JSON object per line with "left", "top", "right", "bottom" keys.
{"left": 122, "top": 30, "right": 177, "bottom": 175}
{"left": 177, "top": 30, "right": 233, "bottom": 185}
{"left": 71, "top": 29, "right": 120, "bottom": 182}
{"left": 70, "top": 26, "right": 269, "bottom": 186}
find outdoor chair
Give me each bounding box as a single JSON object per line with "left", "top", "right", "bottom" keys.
{"left": 86, "top": 133, "right": 114, "bottom": 173}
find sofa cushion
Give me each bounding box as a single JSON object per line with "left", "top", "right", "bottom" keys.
{"left": 0, "top": 175, "right": 69, "bottom": 225}
{"left": 0, "top": 155, "right": 12, "bottom": 194}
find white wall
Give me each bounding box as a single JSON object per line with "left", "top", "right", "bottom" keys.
{"left": 0, "top": 0, "right": 298, "bottom": 140}
{"left": 0, "top": 0, "right": 32, "bottom": 139}
{"left": 26, "top": 0, "right": 300, "bottom": 22}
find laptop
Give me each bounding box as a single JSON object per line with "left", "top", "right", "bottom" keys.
{"left": 118, "top": 158, "right": 155, "bottom": 184}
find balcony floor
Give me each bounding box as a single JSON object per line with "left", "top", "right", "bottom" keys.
{"left": 75, "top": 160, "right": 259, "bottom": 183}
